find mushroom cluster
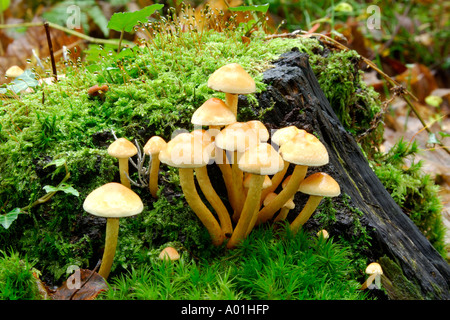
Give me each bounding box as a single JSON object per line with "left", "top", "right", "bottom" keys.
{"left": 87, "top": 63, "right": 342, "bottom": 257}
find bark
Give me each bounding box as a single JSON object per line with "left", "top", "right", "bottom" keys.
{"left": 252, "top": 48, "right": 450, "bottom": 299}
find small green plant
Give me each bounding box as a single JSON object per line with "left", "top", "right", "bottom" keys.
{"left": 0, "top": 249, "right": 41, "bottom": 300}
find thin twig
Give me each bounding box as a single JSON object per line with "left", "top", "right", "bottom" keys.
{"left": 44, "top": 22, "right": 58, "bottom": 82}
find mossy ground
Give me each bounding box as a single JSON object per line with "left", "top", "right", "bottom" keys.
{"left": 0, "top": 13, "right": 445, "bottom": 299}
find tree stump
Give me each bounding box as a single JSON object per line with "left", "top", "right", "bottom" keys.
{"left": 252, "top": 48, "right": 450, "bottom": 299}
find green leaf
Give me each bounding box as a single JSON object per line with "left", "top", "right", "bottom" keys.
{"left": 229, "top": 4, "right": 270, "bottom": 13}
{"left": 2, "top": 70, "right": 39, "bottom": 94}
{"left": 43, "top": 158, "right": 67, "bottom": 169}
{"left": 107, "top": 4, "right": 164, "bottom": 32}
{"left": 43, "top": 183, "right": 79, "bottom": 197}
{"left": 0, "top": 208, "right": 22, "bottom": 229}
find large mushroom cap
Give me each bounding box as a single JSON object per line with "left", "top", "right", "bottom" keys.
{"left": 143, "top": 136, "right": 167, "bottom": 155}
{"left": 191, "top": 98, "right": 236, "bottom": 127}
{"left": 159, "top": 132, "right": 210, "bottom": 168}
{"left": 83, "top": 182, "right": 144, "bottom": 218}
{"left": 279, "top": 130, "right": 329, "bottom": 166}
{"left": 238, "top": 143, "right": 284, "bottom": 176}
{"left": 214, "top": 122, "right": 259, "bottom": 153}
{"left": 207, "top": 63, "right": 256, "bottom": 94}
{"left": 108, "top": 137, "right": 138, "bottom": 158}
{"left": 298, "top": 172, "right": 340, "bottom": 197}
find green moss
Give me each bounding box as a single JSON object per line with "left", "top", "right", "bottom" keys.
{"left": 371, "top": 139, "right": 447, "bottom": 257}
{"left": 309, "top": 49, "right": 382, "bottom": 156}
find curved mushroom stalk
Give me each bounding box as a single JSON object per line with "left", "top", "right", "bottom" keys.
{"left": 179, "top": 168, "right": 224, "bottom": 246}
{"left": 256, "top": 165, "right": 307, "bottom": 224}
{"left": 195, "top": 165, "right": 233, "bottom": 237}
{"left": 118, "top": 158, "right": 131, "bottom": 189}
{"left": 149, "top": 155, "right": 161, "bottom": 198}
{"left": 98, "top": 218, "right": 120, "bottom": 279}
{"left": 290, "top": 172, "right": 340, "bottom": 235}
{"left": 289, "top": 195, "right": 323, "bottom": 235}
{"left": 227, "top": 174, "right": 265, "bottom": 249}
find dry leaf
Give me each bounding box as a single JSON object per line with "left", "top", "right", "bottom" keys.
{"left": 52, "top": 269, "right": 108, "bottom": 300}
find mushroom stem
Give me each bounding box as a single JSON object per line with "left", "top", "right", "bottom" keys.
{"left": 149, "top": 155, "right": 161, "bottom": 198}
{"left": 274, "top": 206, "right": 290, "bottom": 223}
{"left": 231, "top": 152, "right": 245, "bottom": 222}
{"left": 259, "top": 160, "right": 289, "bottom": 205}
{"left": 289, "top": 195, "right": 323, "bottom": 235}
{"left": 216, "top": 148, "right": 236, "bottom": 209}
{"left": 179, "top": 168, "right": 224, "bottom": 246}
{"left": 195, "top": 165, "right": 233, "bottom": 237}
{"left": 225, "top": 93, "right": 239, "bottom": 117}
{"left": 256, "top": 165, "right": 307, "bottom": 224}
{"left": 227, "top": 174, "right": 265, "bottom": 248}
{"left": 118, "top": 158, "right": 131, "bottom": 189}
{"left": 98, "top": 218, "right": 120, "bottom": 279}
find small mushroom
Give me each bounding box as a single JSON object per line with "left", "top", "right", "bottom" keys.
{"left": 214, "top": 122, "right": 259, "bottom": 220}
{"left": 191, "top": 97, "right": 236, "bottom": 204}
{"left": 191, "top": 97, "right": 236, "bottom": 129}
{"left": 159, "top": 247, "right": 180, "bottom": 261}
{"left": 159, "top": 132, "right": 224, "bottom": 246}
{"left": 143, "top": 136, "right": 167, "bottom": 198}
{"left": 259, "top": 126, "right": 301, "bottom": 204}
{"left": 107, "top": 137, "right": 138, "bottom": 189}
{"left": 257, "top": 130, "right": 329, "bottom": 224}
{"left": 290, "top": 172, "right": 340, "bottom": 235}
{"left": 227, "top": 143, "right": 284, "bottom": 248}
{"left": 207, "top": 63, "right": 256, "bottom": 117}
{"left": 360, "top": 262, "right": 383, "bottom": 290}
{"left": 83, "top": 182, "right": 143, "bottom": 279}
{"left": 317, "top": 229, "right": 329, "bottom": 240}
{"left": 5, "top": 65, "right": 24, "bottom": 78}
{"left": 88, "top": 84, "right": 109, "bottom": 97}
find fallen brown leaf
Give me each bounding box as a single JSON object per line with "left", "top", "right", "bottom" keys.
{"left": 52, "top": 269, "right": 108, "bottom": 300}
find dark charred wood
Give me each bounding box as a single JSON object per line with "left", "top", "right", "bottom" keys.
{"left": 254, "top": 48, "right": 450, "bottom": 300}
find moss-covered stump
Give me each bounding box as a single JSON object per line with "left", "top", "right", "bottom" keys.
{"left": 253, "top": 48, "right": 450, "bottom": 299}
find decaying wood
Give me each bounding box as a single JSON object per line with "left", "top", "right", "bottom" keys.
{"left": 252, "top": 48, "right": 450, "bottom": 299}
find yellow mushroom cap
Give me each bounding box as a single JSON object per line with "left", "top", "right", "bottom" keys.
{"left": 83, "top": 182, "right": 144, "bottom": 218}
{"left": 238, "top": 143, "right": 284, "bottom": 176}
{"left": 246, "top": 120, "right": 269, "bottom": 142}
{"left": 279, "top": 130, "right": 329, "bottom": 166}
{"left": 317, "top": 229, "right": 329, "bottom": 239}
{"left": 5, "top": 65, "right": 24, "bottom": 78}
{"left": 108, "top": 137, "right": 138, "bottom": 158}
{"left": 159, "top": 247, "right": 180, "bottom": 261}
{"left": 143, "top": 136, "right": 167, "bottom": 155}
{"left": 207, "top": 63, "right": 256, "bottom": 94}
{"left": 271, "top": 126, "right": 301, "bottom": 146}
{"left": 214, "top": 122, "right": 259, "bottom": 153}
{"left": 365, "top": 262, "right": 383, "bottom": 275}
{"left": 298, "top": 172, "right": 340, "bottom": 197}
{"left": 191, "top": 98, "right": 236, "bottom": 127}
{"left": 159, "top": 132, "right": 210, "bottom": 168}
